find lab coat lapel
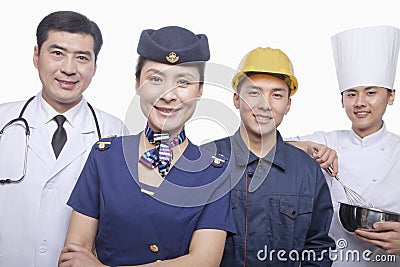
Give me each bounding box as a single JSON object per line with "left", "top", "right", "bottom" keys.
{"left": 25, "top": 97, "right": 55, "bottom": 168}
{"left": 49, "top": 104, "right": 94, "bottom": 179}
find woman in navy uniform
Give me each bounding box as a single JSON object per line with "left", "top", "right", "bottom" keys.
{"left": 58, "top": 26, "right": 235, "bottom": 267}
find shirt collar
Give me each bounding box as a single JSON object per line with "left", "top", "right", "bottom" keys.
{"left": 231, "top": 129, "right": 287, "bottom": 170}
{"left": 40, "top": 95, "right": 85, "bottom": 128}
{"left": 348, "top": 121, "right": 388, "bottom": 147}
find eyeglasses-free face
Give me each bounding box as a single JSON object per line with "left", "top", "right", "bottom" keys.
{"left": 342, "top": 86, "right": 395, "bottom": 138}
{"left": 136, "top": 60, "right": 203, "bottom": 137}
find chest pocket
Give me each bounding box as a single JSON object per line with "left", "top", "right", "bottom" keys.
{"left": 267, "top": 194, "right": 314, "bottom": 250}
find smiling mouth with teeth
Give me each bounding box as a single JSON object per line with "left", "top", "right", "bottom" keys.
{"left": 57, "top": 79, "right": 78, "bottom": 85}
{"left": 354, "top": 111, "right": 370, "bottom": 116}
{"left": 254, "top": 115, "right": 273, "bottom": 122}
{"left": 155, "top": 106, "right": 179, "bottom": 114}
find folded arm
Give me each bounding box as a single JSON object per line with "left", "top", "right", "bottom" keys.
{"left": 59, "top": 210, "right": 227, "bottom": 267}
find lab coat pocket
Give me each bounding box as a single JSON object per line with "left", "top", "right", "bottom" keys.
{"left": 268, "top": 194, "right": 313, "bottom": 249}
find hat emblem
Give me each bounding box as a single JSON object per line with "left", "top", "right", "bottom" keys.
{"left": 166, "top": 52, "right": 179, "bottom": 63}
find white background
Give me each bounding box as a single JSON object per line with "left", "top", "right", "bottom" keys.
{"left": 1, "top": 0, "right": 400, "bottom": 144}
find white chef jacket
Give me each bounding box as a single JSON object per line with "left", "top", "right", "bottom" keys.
{"left": 0, "top": 92, "right": 125, "bottom": 267}
{"left": 288, "top": 123, "right": 400, "bottom": 266}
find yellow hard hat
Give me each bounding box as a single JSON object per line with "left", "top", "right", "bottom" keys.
{"left": 232, "top": 47, "right": 298, "bottom": 96}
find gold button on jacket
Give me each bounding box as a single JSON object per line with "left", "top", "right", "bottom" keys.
{"left": 149, "top": 244, "right": 159, "bottom": 253}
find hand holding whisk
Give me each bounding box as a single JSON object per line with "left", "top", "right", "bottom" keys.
{"left": 326, "top": 166, "right": 374, "bottom": 208}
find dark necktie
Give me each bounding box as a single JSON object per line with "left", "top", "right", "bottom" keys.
{"left": 51, "top": 115, "right": 67, "bottom": 158}
{"left": 139, "top": 124, "right": 186, "bottom": 177}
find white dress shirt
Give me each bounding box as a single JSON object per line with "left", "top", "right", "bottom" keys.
{"left": 40, "top": 95, "right": 85, "bottom": 145}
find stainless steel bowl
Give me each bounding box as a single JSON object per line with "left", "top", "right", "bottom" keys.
{"left": 338, "top": 202, "right": 400, "bottom": 233}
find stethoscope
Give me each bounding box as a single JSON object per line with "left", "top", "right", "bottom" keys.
{"left": 0, "top": 96, "right": 101, "bottom": 184}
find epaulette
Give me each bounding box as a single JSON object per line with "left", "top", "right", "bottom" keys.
{"left": 95, "top": 135, "right": 116, "bottom": 151}
{"left": 211, "top": 153, "right": 227, "bottom": 168}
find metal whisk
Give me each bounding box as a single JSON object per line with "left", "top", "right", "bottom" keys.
{"left": 326, "top": 166, "right": 374, "bottom": 208}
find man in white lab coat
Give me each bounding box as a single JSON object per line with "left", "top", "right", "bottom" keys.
{"left": 288, "top": 26, "right": 400, "bottom": 266}
{"left": 0, "top": 11, "right": 124, "bottom": 267}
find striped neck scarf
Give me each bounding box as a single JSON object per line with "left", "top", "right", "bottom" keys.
{"left": 139, "top": 124, "right": 186, "bottom": 177}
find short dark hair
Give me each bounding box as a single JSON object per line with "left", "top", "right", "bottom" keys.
{"left": 36, "top": 11, "right": 103, "bottom": 62}
{"left": 135, "top": 55, "right": 206, "bottom": 85}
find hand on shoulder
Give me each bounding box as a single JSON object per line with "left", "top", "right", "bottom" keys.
{"left": 288, "top": 141, "right": 338, "bottom": 176}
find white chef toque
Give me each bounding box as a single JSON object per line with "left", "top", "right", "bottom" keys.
{"left": 331, "top": 25, "right": 400, "bottom": 93}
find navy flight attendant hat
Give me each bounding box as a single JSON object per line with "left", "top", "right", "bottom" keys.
{"left": 137, "top": 26, "right": 210, "bottom": 64}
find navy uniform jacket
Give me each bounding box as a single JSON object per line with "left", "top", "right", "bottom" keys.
{"left": 68, "top": 134, "right": 236, "bottom": 266}
{"left": 203, "top": 130, "right": 335, "bottom": 267}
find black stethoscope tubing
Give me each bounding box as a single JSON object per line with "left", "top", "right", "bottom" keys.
{"left": 0, "top": 96, "right": 101, "bottom": 184}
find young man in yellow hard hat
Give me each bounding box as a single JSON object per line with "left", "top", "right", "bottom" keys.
{"left": 204, "top": 47, "right": 335, "bottom": 266}
{"left": 288, "top": 26, "right": 400, "bottom": 265}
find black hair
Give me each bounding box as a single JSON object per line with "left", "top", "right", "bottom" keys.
{"left": 36, "top": 11, "right": 103, "bottom": 62}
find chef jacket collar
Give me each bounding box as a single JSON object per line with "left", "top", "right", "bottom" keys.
{"left": 349, "top": 121, "right": 388, "bottom": 146}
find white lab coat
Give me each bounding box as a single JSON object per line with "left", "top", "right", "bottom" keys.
{"left": 0, "top": 93, "right": 125, "bottom": 267}
{"left": 288, "top": 124, "right": 400, "bottom": 266}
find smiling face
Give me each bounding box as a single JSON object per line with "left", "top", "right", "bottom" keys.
{"left": 342, "top": 86, "right": 395, "bottom": 138}
{"left": 136, "top": 60, "right": 203, "bottom": 137}
{"left": 33, "top": 30, "right": 97, "bottom": 113}
{"left": 235, "top": 74, "right": 291, "bottom": 142}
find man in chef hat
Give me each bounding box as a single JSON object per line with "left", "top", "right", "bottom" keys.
{"left": 288, "top": 25, "right": 400, "bottom": 265}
